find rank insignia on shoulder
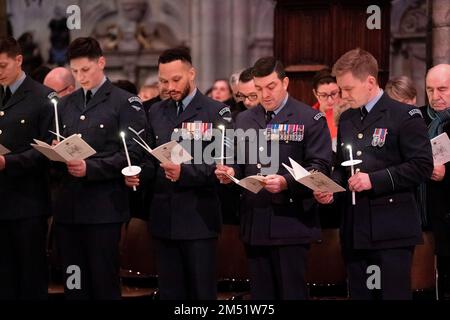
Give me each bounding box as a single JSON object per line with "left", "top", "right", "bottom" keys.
{"left": 180, "top": 121, "right": 213, "bottom": 141}
{"left": 265, "top": 124, "right": 304, "bottom": 142}
{"left": 219, "top": 106, "right": 231, "bottom": 117}
{"left": 314, "top": 112, "right": 325, "bottom": 121}
{"left": 372, "top": 128, "right": 388, "bottom": 147}
{"left": 409, "top": 109, "right": 422, "bottom": 118}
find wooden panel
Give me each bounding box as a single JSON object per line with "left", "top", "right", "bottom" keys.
{"left": 275, "top": 0, "right": 392, "bottom": 104}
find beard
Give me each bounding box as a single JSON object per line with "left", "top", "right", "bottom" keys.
{"left": 171, "top": 82, "right": 192, "bottom": 102}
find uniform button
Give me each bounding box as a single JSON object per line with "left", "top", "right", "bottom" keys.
{"left": 389, "top": 198, "right": 394, "bottom": 203}
{"left": 289, "top": 198, "right": 293, "bottom": 203}
{"left": 259, "top": 146, "right": 264, "bottom": 152}
{"left": 357, "top": 133, "right": 363, "bottom": 139}
{"left": 20, "top": 119, "right": 25, "bottom": 124}
{"left": 99, "top": 124, "right": 104, "bottom": 128}
{"left": 77, "top": 133, "right": 82, "bottom": 138}
{"left": 0, "top": 111, "right": 4, "bottom": 116}
{"left": 356, "top": 150, "right": 362, "bottom": 156}
{"left": 63, "top": 124, "right": 66, "bottom": 128}
{"left": 257, "top": 163, "right": 262, "bottom": 169}
{"left": 341, "top": 142, "right": 344, "bottom": 146}
{"left": 0, "top": 130, "right": 2, "bottom": 135}
{"left": 355, "top": 168, "right": 361, "bottom": 173}
{"left": 155, "top": 135, "right": 159, "bottom": 139}
{"left": 174, "top": 128, "right": 178, "bottom": 133}
{"left": 80, "top": 115, "right": 86, "bottom": 120}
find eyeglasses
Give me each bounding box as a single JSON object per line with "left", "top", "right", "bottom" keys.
{"left": 316, "top": 90, "right": 340, "bottom": 100}
{"left": 236, "top": 92, "right": 258, "bottom": 102}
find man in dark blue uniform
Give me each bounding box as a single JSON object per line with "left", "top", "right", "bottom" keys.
{"left": 53, "top": 37, "right": 147, "bottom": 299}
{"left": 0, "top": 36, "right": 54, "bottom": 299}
{"left": 315, "top": 48, "right": 433, "bottom": 300}
{"left": 216, "top": 57, "right": 332, "bottom": 299}
{"left": 125, "top": 48, "right": 232, "bottom": 299}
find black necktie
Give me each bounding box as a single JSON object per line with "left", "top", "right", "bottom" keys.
{"left": 2, "top": 86, "right": 12, "bottom": 106}
{"left": 177, "top": 101, "right": 184, "bottom": 117}
{"left": 360, "top": 106, "right": 368, "bottom": 120}
{"left": 265, "top": 111, "right": 275, "bottom": 124}
{"left": 85, "top": 90, "right": 92, "bottom": 107}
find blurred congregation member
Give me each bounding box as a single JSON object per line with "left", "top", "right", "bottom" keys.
{"left": 236, "top": 67, "right": 259, "bottom": 109}
{"left": 312, "top": 68, "right": 347, "bottom": 151}
{"left": 315, "top": 48, "right": 433, "bottom": 300}
{"left": 113, "top": 79, "right": 138, "bottom": 95}
{"left": 44, "top": 67, "right": 76, "bottom": 97}
{"left": 229, "top": 69, "right": 243, "bottom": 100}
{"left": 125, "top": 48, "right": 232, "bottom": 299}
{"left": 421, "top": 64, "right": 450, "bottom": 299}
{"left": 138, "top": 82, "right": 159, "bottom": 101}
{"left": 53, "top": 37, "right": 146, "bottom": 299}
{"left": 211, "top": 78, "right": 236, "bottom": 110}
{"left": 0, "top": 36, "right": 54, "bottom": 299}
{"left": 216, "top": 57, "right": 331, "bottom": 299}
{"left": 385, "top": 76, "right": 417, "bottom": 105}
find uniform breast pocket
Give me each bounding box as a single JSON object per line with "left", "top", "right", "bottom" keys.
{"left": 83, "top": 125, "right": 108, "bottom": 151}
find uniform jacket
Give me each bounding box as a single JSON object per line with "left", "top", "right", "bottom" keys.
{"left": 333, "top": 94, "right": 433, "bottom": 250}
{"left": 52, "top": 79, "right": 147, "bottom": 224}
{"left": 233, "top": 96, "right": 332, "bottom": 246}
{"left": 145, "top": 90, "right": 232, "bottom": 240}
{"left": 0, "top": 75, "right": 54, "bottom": 220}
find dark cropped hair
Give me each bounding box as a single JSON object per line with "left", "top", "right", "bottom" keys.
{"left": 312, "top": 68, "right": 337, "bottom": 91}
{"left": 239, "top": 67, "right": 254, "bottom": 83}
{"left": 0, "top": 36, "right": 22, "bottom": 57}
{"left": 252, "top": 57, "right": 286, "bottom": 80}
{"left": 158, "top": 47, "right": 192, "bottom": 65}
{"left": 67, "top": 37, "right": 103, "bottom": 61}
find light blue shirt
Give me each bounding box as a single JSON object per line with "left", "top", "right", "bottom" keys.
{"left": 83, "top": 76, "right": 107, "bottom": 97}
{"left": 273, "top": 93, "right": 289, "bottom": 115}
{"left": 4, "top": 71, "right": 26, "bottom": 95}
{"left": 364, "top": 88, "right": 384, "bottom": 113}
{"left": 179, "top": 88, "right": 197, "bottom": 111}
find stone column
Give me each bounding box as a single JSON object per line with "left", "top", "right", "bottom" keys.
{"left": 191, "top": 0, "right": 216, "bottom": 92}
{"left": 432, "top": 0, "right": 450, "bottom": 64}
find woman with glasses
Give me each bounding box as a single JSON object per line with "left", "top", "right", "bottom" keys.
{"left": 312, "top": 68, "right": 349, "bottom": 151}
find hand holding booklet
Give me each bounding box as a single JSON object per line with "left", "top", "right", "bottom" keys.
{"left": 224, "top": 173, "right": 266, "bottom": 194}
{"left": 282, "top": 157, "right": 345, "bottom": 193}
{"left": 31, "top": 133, "right": 96, "bottom": 162}
{"left": 0, "top": 144, "right": 11, "bottom": 156}
{"left": 128, "top": 127, "right": 192, "bottom": 165}
{"left": 431, "top": 132, "right": 450, "bottom": 166}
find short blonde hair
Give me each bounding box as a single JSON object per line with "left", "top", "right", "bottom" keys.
{"left": 332, "top": 48, "right": 378, "bottom": 81}
{"left": 385, "top": 76, "right": 417, "bottom": 102}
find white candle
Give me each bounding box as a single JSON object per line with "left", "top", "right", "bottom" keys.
{"left": 51, "top": 99, "right": 60, "bottom": 142}
{"left": 120, "top": 132, "right": 136, "bottom": 191}
{"left": 218, "top": 125, "right": 225, "bottom": 165}
{"left": 347, "top": 145, "right": 356, "bottom": 205}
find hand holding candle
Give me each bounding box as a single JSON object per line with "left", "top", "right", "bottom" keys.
{"left": 120, "top": 131, "right": 141, "bottom": 191}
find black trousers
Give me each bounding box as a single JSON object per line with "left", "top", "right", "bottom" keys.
{"left": 155, "top": 238, "right": 217, "bottom": 300}
{"left": 55, "top": 223, "right": 122, "bottom": 300}
{"left": 245, "top": 244, "right": 309, "bottom": 300}
{"left": 344, "top": 247, "right": 414, "bottom": 300}
{"left": 0, "top": 216, "right": 48, "bottom": 300}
